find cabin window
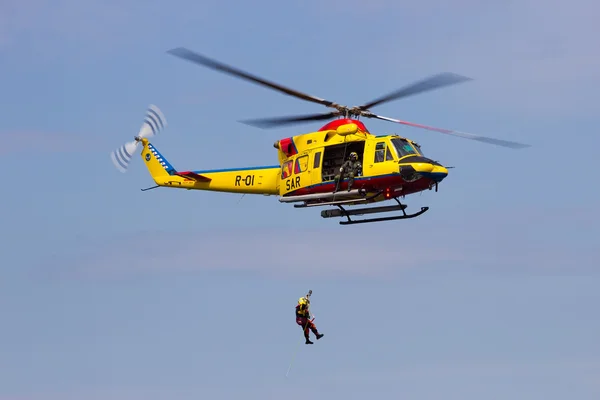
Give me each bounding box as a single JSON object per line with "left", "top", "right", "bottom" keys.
{"left": 281, "top": 160, "right": 293, "bottom": 179}
{"left": 313, "top": 151, "right": 321, "bottom": 169}
{"left": 295, "top": 155, "right": 309, "bottom": 174}
{"left": 386, "top": 147, "right": 394, "bottom": 161}
{"left": 374, "top": 142, "right": 385, "bottom": 162}
{"left": 374, "top": 142, "right": 394, "bottom": 163}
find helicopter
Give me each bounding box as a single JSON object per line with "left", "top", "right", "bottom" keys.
{"left": 110, "top": 47, "right": 530, "bottom": 225}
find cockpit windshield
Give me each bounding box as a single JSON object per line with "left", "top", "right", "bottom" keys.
{"left": 413, "top": 143, "right": 424, "bottom": 156}
{"left": 391, "top": 138, "right": 419, "bottom": 158}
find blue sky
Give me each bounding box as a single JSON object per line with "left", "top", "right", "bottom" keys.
{"left": 1, "top": 0, "right": 599, "bottom": 399}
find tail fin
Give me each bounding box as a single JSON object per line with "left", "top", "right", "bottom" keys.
{"left": 140, "top": 138, "right": 177, "bottom": 179}
{"left": 110, "top": 105, "right": 167, "bottom": 173}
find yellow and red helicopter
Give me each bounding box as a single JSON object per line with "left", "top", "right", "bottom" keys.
{"left": 111, "top": 47, "right": 530, "bottom": 225}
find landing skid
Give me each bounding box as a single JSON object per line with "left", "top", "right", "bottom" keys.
{"left": 321, "top": 197, "right": 429, "bottom": 225}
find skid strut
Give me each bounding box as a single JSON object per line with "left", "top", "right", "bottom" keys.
{"left": 321, "top": 197, "right": 429, "bottom": 225}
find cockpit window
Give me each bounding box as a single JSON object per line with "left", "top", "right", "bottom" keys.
{"left": 391, "top": 138, "right": 418, "bottom": 158}
{"left": 413, "top": 143, "right": 424, "bottom": 156}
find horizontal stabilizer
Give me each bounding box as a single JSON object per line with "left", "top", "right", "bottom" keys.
{"left": 174, "top": 171, "right": 212, "bottom": 182}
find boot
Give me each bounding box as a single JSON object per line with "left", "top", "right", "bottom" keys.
{"left": 316, "top": 333, "right": 324, "bottom": 340}
{"left": 305, "top": 338, "right": 313, "bottom": 344}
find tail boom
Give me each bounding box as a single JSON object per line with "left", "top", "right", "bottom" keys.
{"left": 167, "top": 167, "right": 281, "bottom": 195}
{"left": 140, "top": 138, "right": 280, "bottom": 195}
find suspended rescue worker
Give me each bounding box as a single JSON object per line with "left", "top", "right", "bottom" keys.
{"left": 335, "top": 152, "right": 362, "bottom": 192}
{"left": 296, "top": 295, "right": 324, "bottom": 344}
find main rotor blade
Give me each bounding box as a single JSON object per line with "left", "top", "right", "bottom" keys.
{"left": 167, "top": 47, "right": 337, "bottom": 108}
{"left": 359, "top": 72, "right": 473, "bottom": 110}
{"left": 239, "top": 112, "right": 340, "bottom": 129}
{"left": 371, "top": 114, "right": 531, "bottom": 149}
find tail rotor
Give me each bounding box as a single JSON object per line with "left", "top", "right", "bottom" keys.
{"left": 110, "top": 104, "right": 167, "bottom": 173}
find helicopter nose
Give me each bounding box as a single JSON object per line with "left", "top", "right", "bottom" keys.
{"left": 428, "top": 165, "right": 448, "bottom": 182}
{"left": 399, "top": 158, "right": 448, "bottom": 182}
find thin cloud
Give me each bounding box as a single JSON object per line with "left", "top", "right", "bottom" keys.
{"left": 326, "top": 359, "right": 600, "bottom": 387}
{"left": 317, "top": 0, "right": 598, "bottom": 116}
{"left": 42, "top": 203, "right": 600, "bottom": 281}
{"left": 0, "top": 131, "right": 87, "bottom": 154}
{"left": 52, "top": 227, "right": 467, "bottom": 280}
{"left": 0, "top": 0, "right": 128, "bottom": 51}
{"left": 388, "top": 0, "right": 599, "bottom": 115}
{"left": 0, "top": 0, "right": 219, "bottom": 57}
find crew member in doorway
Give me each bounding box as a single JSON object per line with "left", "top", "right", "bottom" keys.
{"left": 335, "top": 152, "right": 362, "bottom": 192}
{"left": 296, "top": 296, "right": 324, "bottom": 344}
